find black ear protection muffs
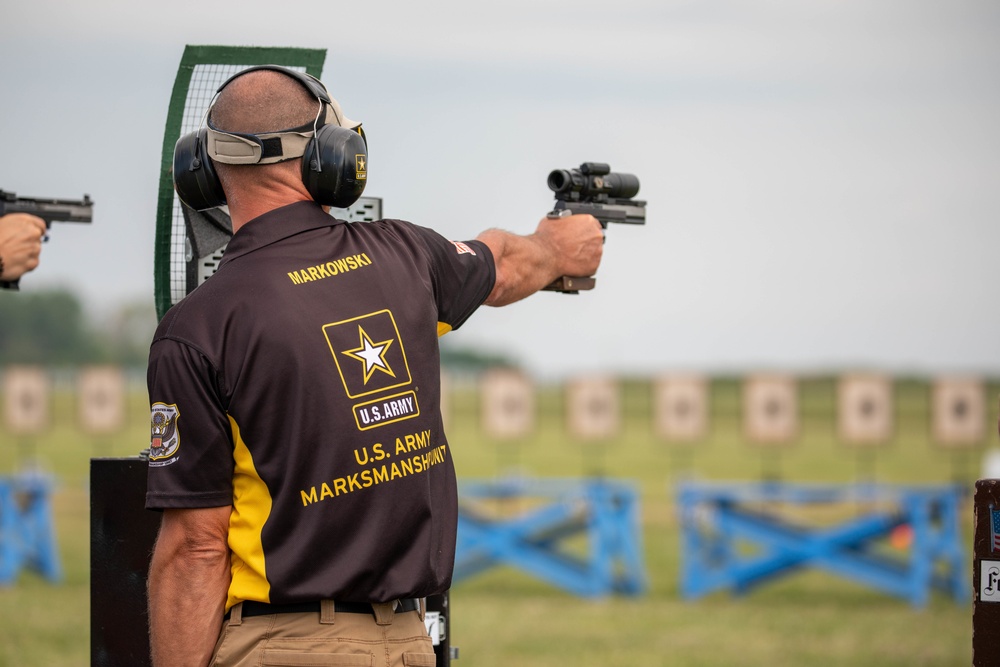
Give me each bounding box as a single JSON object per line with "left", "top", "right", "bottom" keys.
{"left": 172, "top": 65, "right": 368, "bottom": 211}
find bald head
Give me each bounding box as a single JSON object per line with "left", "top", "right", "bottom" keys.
{"left": 209, "top": 70, "right": 320, "bottom": 218}
{"left": 210, "top": 69, "right": 319, "bottom": 135}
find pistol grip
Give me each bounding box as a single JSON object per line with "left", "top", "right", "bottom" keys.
{"left": 542, "top": 276, "right": 596, "bottom": 294}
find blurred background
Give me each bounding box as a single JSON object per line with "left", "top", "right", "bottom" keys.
{"left": 2, "top": 0, "right": 999, "bottom": 665}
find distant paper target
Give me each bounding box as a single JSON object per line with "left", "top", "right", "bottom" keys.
{"left": 743, "top": 375, "right": 798, "bottom": 445}
{"left": 931, "top": 378, "right": 985, "bottom": 448}
{"left": 654, "top": 375, "right": 709, "bottom": 443}
{"left": 3, "top": 366, "right": 50, "bottom": 435}
{"left": 78, "top": 366, "right": 127, "bottom": 435}
{"left": 567, "top": 376, "right": 621, "bottom": 440}
{"left": 837, "top": 374, "right": 894, "bottom": 446}
{"left": 480, "top": 369, "right": 535, "bottom": 439}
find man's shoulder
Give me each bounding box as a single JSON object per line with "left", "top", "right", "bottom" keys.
{"left": 362, "top": 217, "right": 454, "bottom": 249}
{"left": 153, "top": 278, "right": 232, "bottom": 345}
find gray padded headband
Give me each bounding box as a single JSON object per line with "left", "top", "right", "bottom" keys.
{"left": 204, "top": 65, "right": 360, "bottom": 166}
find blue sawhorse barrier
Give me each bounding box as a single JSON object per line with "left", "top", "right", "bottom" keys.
{"left": 0, "top": 472, "right": 62, "bottom": 585}
{"left": 454, "top": 477, "right": 647, "bottom": 597}
{"left": 676, "top": 481, "right": 966, "bottom": 607}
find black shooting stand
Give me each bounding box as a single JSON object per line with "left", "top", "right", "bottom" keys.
{"left": 90, "top": 457, "right": 158, "bottom": 666}
{"left": 89, "top": 457, "right": 454, "bottom": 666}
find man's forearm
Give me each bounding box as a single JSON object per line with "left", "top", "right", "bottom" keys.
{"left": 148, "top": 509, "right": 232, "bottom": 667}
{"left": 148, "top": 547, "right": 229, "bottom": 666}
{"left": 476, "top": 229, "right": 558, "bottom": 306}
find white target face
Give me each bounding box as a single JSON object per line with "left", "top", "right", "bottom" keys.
{"left": 837, "top": 374, "right": 893, "bottom": 446}
{"left": 567, "top": 377, "right": 621, "bottom": 440}
{"left": 78, "top": 366, "right": 127, "bottom": 435}
{"left": 3, "top": 366, "right": 50, "bottom": 435}
{"left": 480, "top": 369, "right": 535, "bottom": 439}
{"left": 743, "top": 375, "right": 798, "bottom": 445}
{"left": 932, "top": 378, "right": 985, "bottom": 448}
{"left": 654, "top": 375, "right": 708, "bottom": 443}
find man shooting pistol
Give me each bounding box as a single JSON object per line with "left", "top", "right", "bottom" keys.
{"left": 543, "top": 162, "right": 645, "bottom": 293}
{"left": 0, "top": 190, "right": 93, "bottom": 289}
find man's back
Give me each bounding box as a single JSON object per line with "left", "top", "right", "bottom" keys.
{"left": 147, "top": 201, "right": 495, "bottom": 606}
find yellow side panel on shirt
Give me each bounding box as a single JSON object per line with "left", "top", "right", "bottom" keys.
{"left": 226, "top": 415, "right": 272, "bottom": 611}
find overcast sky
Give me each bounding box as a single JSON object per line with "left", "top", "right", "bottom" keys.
{"left": 1, "top": 0, "right": 998, "bottom": 378}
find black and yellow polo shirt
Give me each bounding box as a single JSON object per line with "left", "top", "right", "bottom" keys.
{"left": 145, "top": 201, "right": 495, "bottom": 610}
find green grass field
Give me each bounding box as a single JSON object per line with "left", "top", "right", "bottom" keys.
{"left": 0, "top": 376, "right": 995, "bottom": 666}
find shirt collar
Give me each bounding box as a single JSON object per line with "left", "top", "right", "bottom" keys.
{"left": 219, "top": 201, "right": 347, "bottom": 267}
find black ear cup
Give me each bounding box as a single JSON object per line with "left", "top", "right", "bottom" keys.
{"left": 301, "top": 125, "right": 368, "bottom": 209}
{"left": 173, "top": 128, "right": 227, "bottom": 210}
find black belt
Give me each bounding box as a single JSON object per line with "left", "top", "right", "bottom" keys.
{"left": 229, "top": 598, "right": 421, "bottom": 620}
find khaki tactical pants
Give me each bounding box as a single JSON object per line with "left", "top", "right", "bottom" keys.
{"left": 210, "top": 600, "right": 436, "bottom": 667}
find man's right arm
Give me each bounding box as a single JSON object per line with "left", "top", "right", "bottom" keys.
{"left": 148, "top": 506, "right": 232, "bottom": 667}
{"left": 475, "top": 213, "right": 604, "bottom": 307}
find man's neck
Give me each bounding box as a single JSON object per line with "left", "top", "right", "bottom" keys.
{"left": 229, "top": 193, "right": 313, "bottom": 233}
{"left": 222, "top": 164, "right": 316, "bottom": 233}
{"left": 229, "top": 188, "right": 312, "bottom": 234}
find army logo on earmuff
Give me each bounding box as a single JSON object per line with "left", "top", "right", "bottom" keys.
{"left": 356, "top": 155, "right": 367, "bottom": 181}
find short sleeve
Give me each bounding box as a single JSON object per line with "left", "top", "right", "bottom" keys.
{"left": 144, "top": 338, "right": 235, "bottom": 509}
{"left": 401, "top": 223, "right": 495, "bottom": 332}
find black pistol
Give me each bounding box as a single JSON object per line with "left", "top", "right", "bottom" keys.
{"left": 0, "top": 189, "right": 94, "bottom": 230}
{"left": 543, "top": 162, "right": 645, "bottom": 293}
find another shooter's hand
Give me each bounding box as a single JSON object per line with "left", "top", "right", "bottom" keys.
{"left": 478, "top": 213, "right": 603, "bottom": 306}
{"left": 0, "top": 213, "right": 46, "bottom": 281}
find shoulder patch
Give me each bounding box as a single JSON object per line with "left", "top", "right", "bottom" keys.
{"left": 450, "top": 241, "right": 476, "bottom": 256}
{"left": 149, "top": 403, "right": 180, "bottom": 461}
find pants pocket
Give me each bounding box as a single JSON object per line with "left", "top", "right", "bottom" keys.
{"left": 402, "top": 652, "right": 437, "bottom": 667}
{"left": 261, "top": 650, "right": 374, "bottom": 666}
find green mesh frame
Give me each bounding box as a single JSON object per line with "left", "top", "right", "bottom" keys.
{"left": 153, "top": 45, "right": 327, "bottom": 320}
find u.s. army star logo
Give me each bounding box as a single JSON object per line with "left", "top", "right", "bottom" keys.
{"left": 342, "top": 326, "right": 396, "bottom": 384}
{"left": 323, "top": 310, "right": 412, "bottom": 398}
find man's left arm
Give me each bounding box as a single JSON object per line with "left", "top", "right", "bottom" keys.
{"left": 148, "top": 505, "right": 232, "bottom": 667}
